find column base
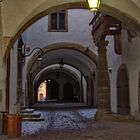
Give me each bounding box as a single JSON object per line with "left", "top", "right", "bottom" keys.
{"left": 95, "top": 109, "right": 114, "bottom": 121}
{"left": 7, "top": 114, "right": 22, "bottom": 138}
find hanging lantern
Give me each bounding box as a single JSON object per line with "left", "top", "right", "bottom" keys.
{"left": 86, "top": 0, "right": 101, "bottom": 11}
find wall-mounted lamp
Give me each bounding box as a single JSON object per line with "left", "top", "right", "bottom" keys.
{"left": 18, "top": 36, "right": 43, "bottom": 68}
{"left": 59, "top": 59, "right": 64, "bottom": 69}
{"left": 86, "top": 0, "right": 101, "bottom": 11}
{"left": 22, "top": 47, "right": 43, "bottom": 58}
{"left": 23, "top": 47, "right": 43, "bottom": 68}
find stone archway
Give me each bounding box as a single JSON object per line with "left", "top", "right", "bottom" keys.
{"left": 26, "top": 42, "right": 98, "bottom": 74}
{"left": 33, "top": 67, "right": 83, "bottom": 105}
{"left": 117, "top": 65, "right": 130, "bottom": 115}
{"left": 3, "top": 0, "right": 140, "bottom": 60}
{"left": 26, "top": 43, "right": 97, "bottom": 106}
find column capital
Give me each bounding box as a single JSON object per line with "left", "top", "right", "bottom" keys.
{"left": 96, "top": 40, "right": 109, "bottom": 48}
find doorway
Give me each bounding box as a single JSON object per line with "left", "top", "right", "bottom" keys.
{"left": 117, "top": 68, "right": 130, "bottom": 115}
{"left": 63, "top": 83, "right": 74, "bottom": 102}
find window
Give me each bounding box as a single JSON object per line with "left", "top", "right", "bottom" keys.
{"left": 40, "top": 93, "right": 44, "bottom": 101}
{"left": 48, "top": 10, "right": 68, "bottom": 32}
{"left": 39, "top": 83, "right": 43, "bottom": 88}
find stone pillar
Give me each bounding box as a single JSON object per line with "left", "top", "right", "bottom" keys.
{"left": 22, "top": 63, "right": 26, "bottom": 106}
{"left": 80, "top": 73, "right": 84, "bottom": 103}
{"left": 0, "top": 61, "right": 7, "bottom": 135}
{"left": 9, "top": 41, "right": 18, "bottom": 114}
{"left": 0, "top": 3, "right": 7, "bottom": 134}
{"left": 95, "top": 40, "right": 113, "bottom": 121}
{"left": 3, "top": 39, "right": 22, "bottom": 137}
{"left": 86, "top": 76, "right": 92, "bottom": 106}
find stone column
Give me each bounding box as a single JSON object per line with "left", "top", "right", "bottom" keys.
{"left": 80, "top": 73, "right": 83, "bottom": 103}
{"left": 22, "top": 63, "right": 26, "bottom": 106}
{"left": 9, "top": 41, "right": 18, "bottom": 114}
{"left": 86, "top": 76, "right": 92, "bottom": 106}
{"left": 0, "top": 60, "right": 7, "bottom": 135}
{"left": 0, "top": 3, "right": 7, "bottom": 134}
{"left": 95, "top": 40, "right": 113, "bottom": 121}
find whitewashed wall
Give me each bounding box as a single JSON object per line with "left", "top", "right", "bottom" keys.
{"left": 107, "top": 31, "right": 140, "bottom": 115}
{"left": 24, "top": 9, "right": 97, "bottom": 57}
{"left": 22, "top": 9, "right": 140, "bottom": 115}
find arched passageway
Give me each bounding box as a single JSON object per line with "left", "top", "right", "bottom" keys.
{"left": 26, "top": 43, "right": 97, "bottom": 107}
{"left": 34, "top": 67, "right": 82, "bottom": 105}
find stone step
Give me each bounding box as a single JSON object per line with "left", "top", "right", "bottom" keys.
{"left": 32, "top": 102, "right": 90, "bottom": 110}
{"left": 21, "top": 111, "right": 41, "bottom": 118}
{"left": 22, "top": 111, "right": 45, "bottom": 122}
{"left": 21, "top": 106, "right": 28, "bottom": 110}
{"left": 21, "top": 108, "right": 35, "bottom": 114}
{"left": 22, "top": 116, "right": 45, "bottom": 122}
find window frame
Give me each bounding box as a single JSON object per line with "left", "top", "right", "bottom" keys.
{"left": 48, "top": 10, "right": 68, "bottom": 32}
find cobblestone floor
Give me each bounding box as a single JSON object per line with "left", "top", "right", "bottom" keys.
{"left": 1, "top": 108, "right": 140, "bottom": 140}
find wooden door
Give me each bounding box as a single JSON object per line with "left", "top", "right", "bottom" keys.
{"left": 117, "top": 69, "right": 130, "bottom": 115}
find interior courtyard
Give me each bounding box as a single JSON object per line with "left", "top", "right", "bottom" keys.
{"left": 0, "top": 0, "right": 140, "bottom": 139}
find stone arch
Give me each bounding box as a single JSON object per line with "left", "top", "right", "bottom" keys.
{"left": 26, "top": 43, "right": 97, "bottom": 105}
{"left": 26, "top": 42, "right": 97, "bottom": 74}
{"left": 31, "top": 67, "right": 82, "bottom": 105}
{"left": 116, "top": 64, "right": 130, "bottom": 115}
{"left": 4, "top": 2, "right": 87, "bottom": 60}
{"left": 25, "top": 42, "right": 97, "bottom": 106}
{"left": 4, "top": 0, "right": 140, "bottom": 60}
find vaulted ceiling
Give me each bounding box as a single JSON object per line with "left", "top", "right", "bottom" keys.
{"left": 27, "top": 43, "right": 97, "bottom": 82}
{"left": 2, "top": 0, "right": 140, "bottom": 59}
